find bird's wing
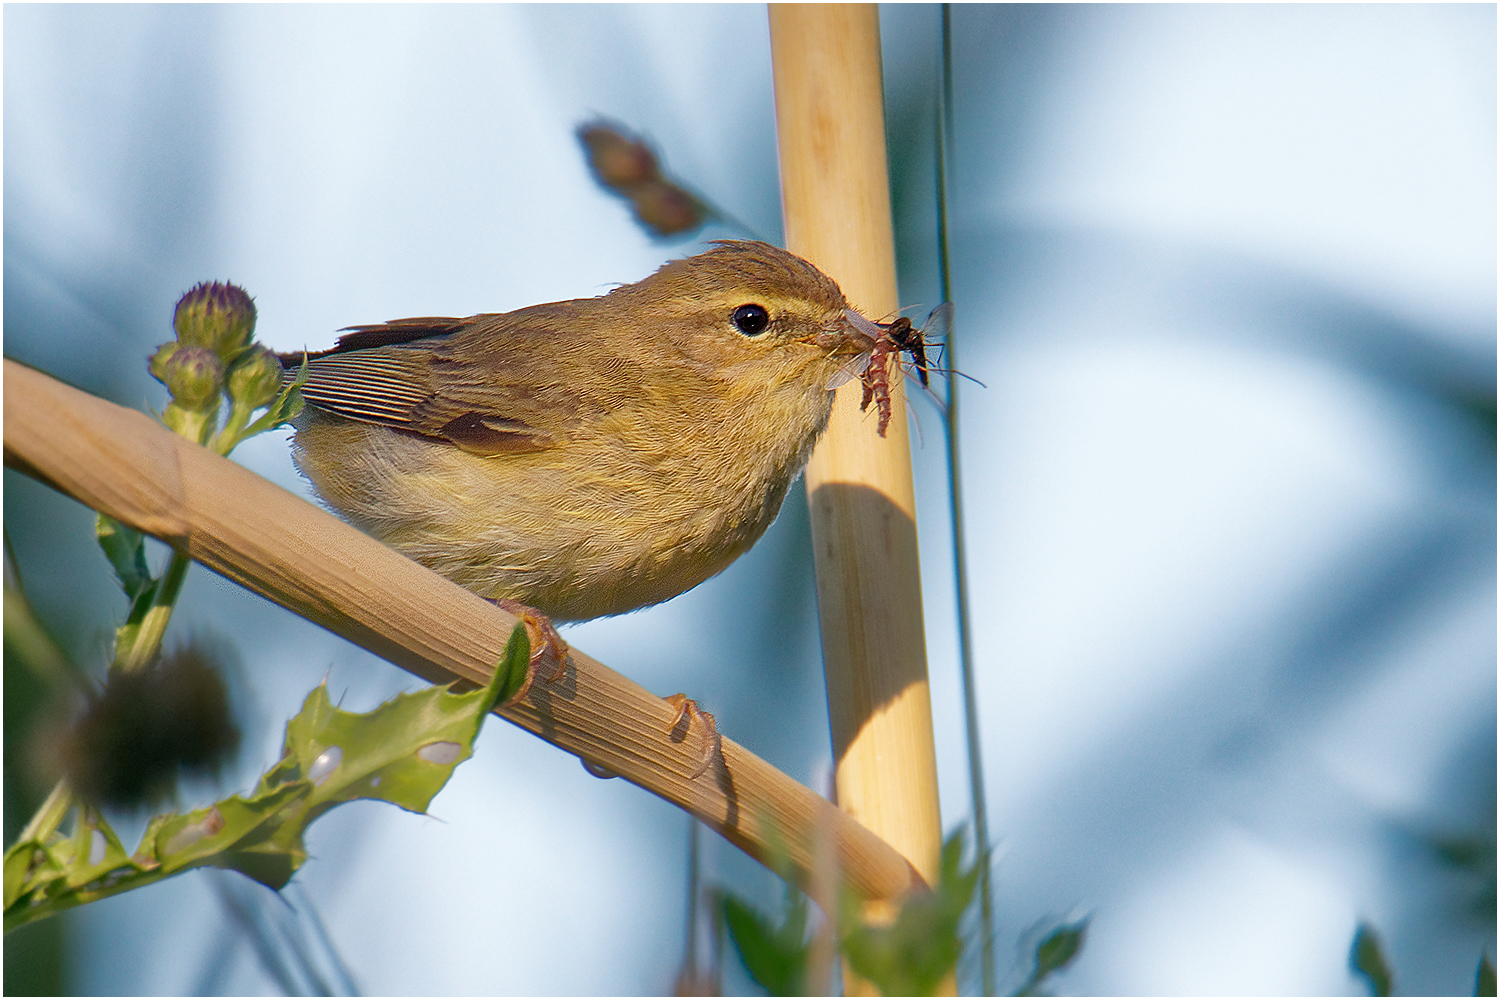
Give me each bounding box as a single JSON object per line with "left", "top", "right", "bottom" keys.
{"left": 283, "top": 310, "right": 596, "bottom": 456}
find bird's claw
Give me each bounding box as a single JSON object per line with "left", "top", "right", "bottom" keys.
{"left": 491, "top": 599, "right": 570, "bottom": 690}
{"left": 665, "top": 693, "right": 720, "bottom": 779}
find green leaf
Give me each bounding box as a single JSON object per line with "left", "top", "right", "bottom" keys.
{"left": 3, "top": 842, "right": 57, "bottom": 911}
{"left": 98, "top": 513, "right": 169, "bottom": 663}
{"left": 1015, "top": 919, "right": 1089, "bottom": 996}
{"left": 269, "top": 622, "right": 524, "bottom": 820}
{"left": 60, "top": 808, "right": 132, "bottom": 890}
{"left": 1351, "top": 922, "right": 1393, "bottom": 997}
{"left": 4, "top": 626, "right": 525, "bottom": 932}
{"left": 841, "top": 828, "right": 980, "bottom": 996}
{"left": 147, "top": 783, "right": 311, "bottom": 883}
{"left": 96, "top": 514, "right": 154, "bottom": 603}
{"left": 492, "top": 620, "right": 533, "bottom": 706}
{"left": 721, "top": 890, "right": 809, "bottom": 996}
{"left": 1477, "top": 952, "right": 1495, "bottom": 997}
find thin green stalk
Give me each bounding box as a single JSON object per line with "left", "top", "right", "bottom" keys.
{"left": 936, "top": 4, "right": 997, "bottom": 994}
{"left": 116, "top": 550, "right": 191, "bottom": 673}
{"left": 15, "top": 546, "right": 194, "bottom": 863}
{"left": 685, "top": 816, "right": 701, "bottom": 984}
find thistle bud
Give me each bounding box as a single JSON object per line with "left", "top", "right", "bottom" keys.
{"left": 149, "top": 343, "right": 223, "bottom": 409}
{"left": 62, "top": 643, "right": 241, "bottom": 809}
{"left": 226, "top": 345, "right": 282, "bottom": 410}
{"left": 172, "top": 282, "right": 256, "bottom": 355}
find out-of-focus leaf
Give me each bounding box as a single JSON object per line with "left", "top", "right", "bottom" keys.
{"left": 1433, "top": 834, "right": 1496, "bottom": 872}
{"left": 1450, "top": 390, "right": 1497, "bottom": 447}
{"left": 721, "top": 889, "right": 809, "bottom": 996}
{"left": 841, "top": 828, "right": 979, "bottom": 996}
{"left": 2, "top": 559, "right": 77, "bottom": 687}
{"left": 1035, "top": 922, "right": 1085, "bottom": 977}
{"left": 1014, "top": 918, "right": 1089, "bottom": 996}
{"left": 1429, "top": 831, "right": 1498, "bottom": 922}
{"left": 1351, "top": 922, "right": 1393, "bottom": 997}
{"left": 1477, "top": 953, "right": 1496, "bottom": 997}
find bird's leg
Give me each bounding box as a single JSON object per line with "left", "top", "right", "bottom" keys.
{"left": 490, "top": 598, "right": 570, "bottom": 685}
{"left": 664, "top": 693, "right": 721, "bottom": 778}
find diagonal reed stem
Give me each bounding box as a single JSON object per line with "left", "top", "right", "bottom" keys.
{"left": 2, "top": 357, "right": 921, "bottom": 910}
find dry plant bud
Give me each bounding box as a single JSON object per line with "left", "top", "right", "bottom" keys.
{"left": 578, "top": 123, "right": 659, "bottom": 187}
{"left": 629, "top": 179, "right": 706, "bottom": 236}
{"left": 576, "top": 120, "right": 710, "bottom": 239}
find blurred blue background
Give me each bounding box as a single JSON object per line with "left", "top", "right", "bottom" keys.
{"left": 4, "top": 4, "right": 1493, "bottom": 995}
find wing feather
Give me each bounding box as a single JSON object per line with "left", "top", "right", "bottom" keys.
{"left": 280, "top": 312, "right": 585, "bottom": 455}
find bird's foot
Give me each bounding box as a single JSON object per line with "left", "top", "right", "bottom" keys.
{"left": 491, "top": 599, "right": 570, "bottom": 687}
{"left": 665, "top": 693, "right": 721, "bottom": 779}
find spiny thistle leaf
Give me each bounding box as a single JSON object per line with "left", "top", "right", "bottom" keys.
{"left": 95, "top": 515, "right": 153, "bottom": 604}
{"left": 3, "top": 625, "right": 527, "bottom": 933}
{"left": 267, "top": 634, "right": 519, "bottom": 820}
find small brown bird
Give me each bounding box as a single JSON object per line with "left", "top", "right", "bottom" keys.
{"left": 283, "top": 242, "right": 909, "bottom": 744}
{"left": 286, "top": 241, "right": 900, "bottom": 624}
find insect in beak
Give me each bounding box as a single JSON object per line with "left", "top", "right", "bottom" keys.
{"left": 818, "top": 305, "right": 952, "bottom": 437}
{"left": 823, "top": 309, "right": 898, "bottom": 436}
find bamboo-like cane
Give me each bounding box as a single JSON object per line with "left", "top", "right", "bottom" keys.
{"left": 2, "top": 357, "right": 920, "bottom": 907}
{"left": 769, "top": 3, "right": 947, "bottom": 991}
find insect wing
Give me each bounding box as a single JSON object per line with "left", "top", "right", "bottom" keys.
{"left": 842, "top": 308, "right": 885, "bottom": 343}
{"left": 826, "top": 350, "right": 873, "bottom": 390}
{"left": 921, "top": 302, "right": 954, "bottom": 340}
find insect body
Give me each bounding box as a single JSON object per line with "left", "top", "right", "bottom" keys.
{"left": 882, "top": 301, "right": 952, "bottom": 389}
{"left": 832, "top": 303, "right": 953, "bottom": 436}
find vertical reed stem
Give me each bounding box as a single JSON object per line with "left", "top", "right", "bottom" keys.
{"left": 770, "top": 5, "right": 946, "bottom": 992}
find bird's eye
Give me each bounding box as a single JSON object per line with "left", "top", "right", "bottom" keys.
{"left": 731, "top": 304, "right": 770, "bottom": 336}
